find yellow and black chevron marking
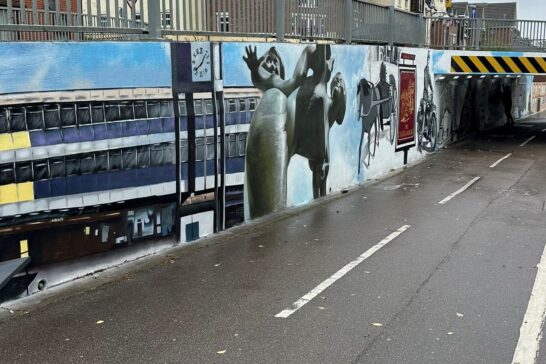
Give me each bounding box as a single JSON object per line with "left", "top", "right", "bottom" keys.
{"left": 451, "top": 55, "right": 546, "bottom": 74}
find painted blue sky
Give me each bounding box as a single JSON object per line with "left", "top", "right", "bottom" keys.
{"left": 223, "top": 43, "right": 303, "bottom": 87}
{"left": 0, "top": 42, "right": 171, "bottom": 94}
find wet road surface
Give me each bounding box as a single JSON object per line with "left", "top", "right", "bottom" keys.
{"left": 2, "top": 114, "right": 546, "bottom": 363}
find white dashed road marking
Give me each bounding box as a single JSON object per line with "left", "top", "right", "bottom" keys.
{"left": 490, "top": 153, "right": 512, "bottom": 168}
{"left": 520, "top": 136, "right": 536, "bottom": 147}
{"left": 438, "top": 177, "right": 481, "bottom": 205}
{"left": 512, "top": 242, "right": 546, "bottom": 364}
{"left": 275, "top": 225, "right": 411, "bottom": 319}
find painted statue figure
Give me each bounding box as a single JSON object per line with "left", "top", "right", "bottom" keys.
{"left": 417, "top": 51, "right": 438, "bottom": 151}
{"left": 243, "top": 44, "right": 346, "bottom": 219}
{"left": 356, "top": 62, "right": 397, "bottom": 171}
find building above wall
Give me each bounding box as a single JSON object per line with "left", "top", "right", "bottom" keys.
{"left": 451, "top": 1, "right": 517, "bottom": 19}
{"left": 365, "top": 0, "right": 410, "bottom": 12}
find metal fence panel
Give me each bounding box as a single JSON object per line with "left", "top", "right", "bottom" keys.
{"left": 393, "top": 9, "right": 422, "bottom": 46}
{"left": 0, "top": 0, "right": 543, "bottom": 51}
{"left": 161, "top": 0, "right": 276, "bottom": 37}
{"left": 0, "top": 0, "right": 147, "bottom": 41}
{"left": 285, "top": 0, "right": 345, "bottom": 40}
{"left": 426, "top": 17, "right": 546, "bottom": 52}
{"left": 352, "top": 1, "right": 390, "bottom": 44}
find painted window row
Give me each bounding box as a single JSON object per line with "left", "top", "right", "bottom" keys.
{"left": 189, "top": 132, "right": 247, "bottom": 162}
{"left": 225, "top": 98, "right": 257, "bottom": 114}
{"left": 0, "top": 131, "right": 248, "bottom": 186}
{"left": 0, "top": 143, "right": 176, "bottom": 186}
{"left": 0, "top": 100, "right": 174, "bottom": 133}
{"left": 225, "top": 133, "right": 247, "bottom": 158}
{"left": 180, "top": 98, "right": 257, "bottom": 116}
{"left": 0, "top": 98, "right": 258, "bottom": 133}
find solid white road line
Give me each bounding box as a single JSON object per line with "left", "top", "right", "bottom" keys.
{"left": 490, "top": 153, "right": 512, "bottom": 168}
{"left": 520, "top": 136, "right": 536, "bottom": 147}
{"left": 511, "top": 242, "right": 546, "bottom": 364}
{"left": 275, "top": 225, "right": 411, "bottom": 319}
{"left": 438, "top": 177, "right": 481, "bottom": 205}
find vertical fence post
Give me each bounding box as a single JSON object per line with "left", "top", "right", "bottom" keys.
{"left": 474, "top": 18, "right": 481, "bottom": 50}
{"left": 344, "top": 0, "right": 353, "bottom": 44}
{"left": 147, "top": 0, "right": 161, "bottom": 39}
{"left": 388, "top": 6, "right": 395, "bottom": 46}
{"left": 419, "top": 14, "right": 425, "bottom": 47}
{"left": 276, "top": 0, "right": 285, "bottom": 41}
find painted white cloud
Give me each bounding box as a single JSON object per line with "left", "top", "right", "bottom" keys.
{"left": 434, "top": 50, "right": 451, "bottom": 74}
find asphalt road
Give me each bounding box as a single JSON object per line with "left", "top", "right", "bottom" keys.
{"left": 2, "top": 115, "right": 546, "bottom": 364}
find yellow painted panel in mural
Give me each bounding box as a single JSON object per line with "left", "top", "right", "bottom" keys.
{"left": 0, "top": 134, "right": 13, "bottom": 151}
{"left": 0, "top": 182, "right": 34, "bottom": 205}
{"left": 20, "top": 240, "right": 29, "bottom": 258}
{"left": 0, "top": 184, "right": 18, "bottom": 204}
{"left": 0, "top": 132, "right": 31, "bottom": 151}
{"left": 11, "top": 131, "right": 31, "bottom": 149}
{"left": 17, "top": 182, "right": 34, "bottom": 202}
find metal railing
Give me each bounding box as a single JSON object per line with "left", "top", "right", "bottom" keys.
{"left": 0, "top": 0, "right": 545, "bottom": 53}
{"left": 285, "top": 0, "right": 345, "bottom": 40}
{"left": 0, "top": 0, "right": 147, "bottom": 41}
{"left": 352, "top": 0, "right": 390, "bottom": 44}
{"left": 425, "top": 17, "right": 546, "bottom": 52}
{"left": 0, "top": 0, "right": 424, "bottom": 44}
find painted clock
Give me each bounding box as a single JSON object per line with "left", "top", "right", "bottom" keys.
{"left": 191, "top": 42, "right": 211, "bottom": 82}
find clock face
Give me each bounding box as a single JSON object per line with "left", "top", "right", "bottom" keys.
{"left": 191, "top": 44, "right": 211, "bottom": 82}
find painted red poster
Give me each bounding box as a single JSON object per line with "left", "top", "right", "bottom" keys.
{"left": 396, "top": 67, "right": 417, "bottom": 150}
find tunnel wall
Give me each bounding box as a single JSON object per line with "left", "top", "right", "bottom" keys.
{"left": 531, "top": 82, "right": 546, "bottom": 114}
{"left": 433, "top": 49, "right": 537, "bottom": 122}
{"left": 0, "top": 41, "right": 533, "bottom": 297}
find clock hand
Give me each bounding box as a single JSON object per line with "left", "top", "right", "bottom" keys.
{"left": 193, "top": 56, "right": 206, "bottom": 73}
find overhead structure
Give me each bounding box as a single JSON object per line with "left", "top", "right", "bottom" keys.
{"left": 451, "top": 55, "right": 546, "bottom": 75}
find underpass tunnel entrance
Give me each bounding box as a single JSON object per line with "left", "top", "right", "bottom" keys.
{"left": 433, "top": 73, "right": 528, "bottom": 143}
{"left": 434, "top": 71, "right": 546, "bottom": 150}
{"left": 431, "top": 51, "right": 546, "bottom": 143}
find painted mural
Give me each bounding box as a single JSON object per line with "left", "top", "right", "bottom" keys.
{"left": 223, "top": 43, "right": 439, "bottom": 220}
{"left": 224, "top": 44, "right": 535, "bottom": 222}
{"left": 0, "top": 41, "right": 534, "bottom": 301}
{"left": 0, "top": 42, "right": 180, "bottom": 298}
